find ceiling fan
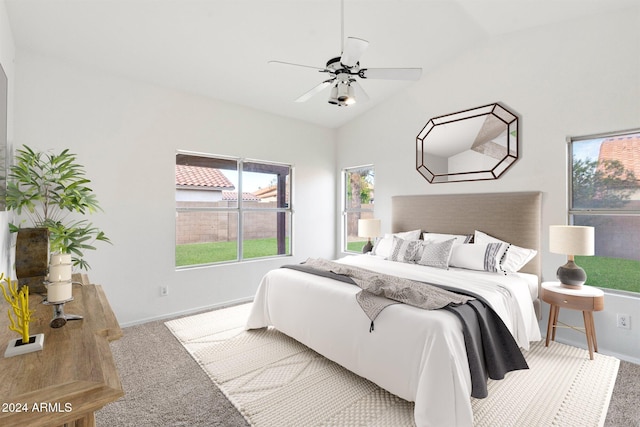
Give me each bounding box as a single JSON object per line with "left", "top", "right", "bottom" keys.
{"left": 269, "top": 0, "right": 422, "bottom": 107}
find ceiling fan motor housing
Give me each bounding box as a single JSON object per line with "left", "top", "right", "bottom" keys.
{"left": 326, "top": 56, "right": 359, "bottom": 74}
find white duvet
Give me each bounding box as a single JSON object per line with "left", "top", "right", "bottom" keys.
{"left": 246, "top": 255, "right": 541, "bottom": 427}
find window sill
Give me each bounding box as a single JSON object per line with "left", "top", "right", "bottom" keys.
{"left": 598, "top": 287, "right": 640, "bottom": 299}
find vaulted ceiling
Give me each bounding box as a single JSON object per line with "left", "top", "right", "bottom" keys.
{"left": 5, "top": 0, "right": 637, "bottom": 128}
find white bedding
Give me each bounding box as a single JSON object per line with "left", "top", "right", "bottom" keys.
{"left": 246, "top": 254, "right": 542, "bottom": 427}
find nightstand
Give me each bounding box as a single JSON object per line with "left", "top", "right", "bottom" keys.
{"left": 541, "top": 281, "right": 604, "bottom": 360}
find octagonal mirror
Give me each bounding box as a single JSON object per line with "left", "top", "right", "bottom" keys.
{"left": 416, "top": 103, "right": 519, "bottom": 183}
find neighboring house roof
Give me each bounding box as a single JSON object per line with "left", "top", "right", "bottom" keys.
{"left": 598, "top": 135, "right": 640, "bottom": 181}
{"left": 222, "top": 191, "right": 260, "bottom": 202}
{"left": 175, "top": 165, "right": 235, "bottom": 190}
{"left": 253, "top": 185, "right": 277, "bottom": 199}
{"left": 253, "top": 182, "right": 291, "bottom": 202}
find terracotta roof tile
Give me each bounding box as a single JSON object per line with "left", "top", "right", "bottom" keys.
{"left": 175, "top": 165, "right": 235, "bottom": 189}
{"left": 222, "top": 191, "right": 260, "bottom": 202}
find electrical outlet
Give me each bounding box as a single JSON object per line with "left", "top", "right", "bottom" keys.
{"left": 160, "top": 285, "right": 169, "bottom": 297}
{"left": 616, "top": 314, "right": 630, "bottom": 329}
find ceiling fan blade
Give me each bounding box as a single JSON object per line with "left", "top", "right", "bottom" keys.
{"left": 340, "top": 37, "right": 369, "bottom": 67}
{"left": 359, "top": 67, "right": 422, "bottom": 80}
{"left": 295, "top": 80, "right": 333, "bottom": 102}
{"left": 268, "top": 60, "right": 327, "bottom": 71}
{"left": 351, "top": 81, "right": 370, "bottom": 103}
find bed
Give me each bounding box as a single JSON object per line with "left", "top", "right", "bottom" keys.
{"left": 246, "top": 191, "right": 542, "bottom": 426}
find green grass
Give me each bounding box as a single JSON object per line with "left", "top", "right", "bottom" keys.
{"left": 347, "top": 240, "right": 367, "bottom": 253}
{"left": 576, "top": 255, "right": 640, "bottom": 293}
{"left": 176, "top": 238, "right": 289, "bottom": 266}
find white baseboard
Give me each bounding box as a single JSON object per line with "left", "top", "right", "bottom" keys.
{"left": 554, "top": 336, "right": 640, "bottom": 365}
{"left": 120, "top": 296, "right": 254, "bottom": 328}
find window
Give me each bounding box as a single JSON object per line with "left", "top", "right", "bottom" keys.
{"left": 343, "top": 165, "right": 375, "bottom": 253}
{"left": 175, "top": 152, "right": 292, "bottom": 267}
{"left": 569, "top": 129, "right": 640, "bottom": 294}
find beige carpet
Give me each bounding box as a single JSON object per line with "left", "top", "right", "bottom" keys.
{"left": 166, "top": 303, "right": 620, "bottom": 427}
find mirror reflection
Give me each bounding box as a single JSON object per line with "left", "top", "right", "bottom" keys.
{"left": 416, "top": 103, "right": 519, "bottom": 183}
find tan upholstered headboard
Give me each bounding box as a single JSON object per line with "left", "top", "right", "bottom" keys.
{"left": 392, "top": 192, "right": 542, "bottom": 279}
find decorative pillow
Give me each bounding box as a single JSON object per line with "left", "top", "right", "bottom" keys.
{"left": 389, "top": 236, "right": 422, "bottom": 263}
{"left": 416, "top": 239, "right": 455, "bottom": 269}
{"left": 449, "top": 242, "right": 509, "bottom": 273}
{"left": 372, "top": 229, "right": 422, "bottom": 258}
{"left": 474, "top": 230, "right": 537, "bottom": 272}
{"left": 395, "top": 229, "right": 422, "bottom": 240}
{"left": 423, "top": 232, "right": 473, "bottom": 245}
{"left": 371, "top": 236, "right": 392, "bottom": 257}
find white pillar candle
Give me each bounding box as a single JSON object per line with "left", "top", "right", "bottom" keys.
{"left": 47, "top": 281, "right": 73, "bottom": 303}
{"left": 48, "top": 264, "right": 72, "bottom": 282}
{"left": 50, "top": 253, "right": 72, "bottom": 265}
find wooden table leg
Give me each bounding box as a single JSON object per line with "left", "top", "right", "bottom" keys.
{"left": 546, "top": 304, "right": 558, "bottom": 347}
{"left": 551, "top": 305, "right": 559, "bottom": 341}
{"left": 71, "top": 412, "right": 96, "bottom": 427}
{"left": 588, "top": 311, "right": 598, "bottom": 353}
{"left": 583, "top": 311, "right": 598, "bottom": 359}
{"left": 583, "top": 311, "right": 594, "bottom": 360}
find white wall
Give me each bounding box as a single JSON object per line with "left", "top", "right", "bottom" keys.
{"left": 0, "top": 1, "right": 14, "bottom": 277}
{"left": 336, "top": 8, "right": 640, "bottom": 362}
{"left": 13, "top": 52, "right": 336, "bottom": 326}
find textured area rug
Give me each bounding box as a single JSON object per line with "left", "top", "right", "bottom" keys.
{"left": 165, "top": 303, "right": 620, "bottom": 427}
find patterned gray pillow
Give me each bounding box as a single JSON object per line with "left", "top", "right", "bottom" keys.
{"left": 416, "top": 239, "right": 455, "bottom": 269}
{"left": 389, "top": 236, "right": 422, "bottom": 263}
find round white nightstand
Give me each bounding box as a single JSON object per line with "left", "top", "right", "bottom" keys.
{"left": 541, "top": 281, "right": 604, "bottom": 360}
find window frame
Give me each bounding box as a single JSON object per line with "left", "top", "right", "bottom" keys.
{"left": 176, "top": 150, "right": 293, "bottom": 268}
{"left": 342, "top": 164, "right": 375, "bottom": 253}
{"left": 567, "top": 128, "right": 640, "bottom": 295}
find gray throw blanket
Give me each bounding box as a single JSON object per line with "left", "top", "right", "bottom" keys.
{"left": 283, "top": 258, "right": 528, "bottom": 399}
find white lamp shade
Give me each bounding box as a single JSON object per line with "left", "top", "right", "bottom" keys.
{"left": 358, "top": 219, "right": 381, "bottom": 238}
{"left": 549, "top": 225, "right": 594, "bottom": 256}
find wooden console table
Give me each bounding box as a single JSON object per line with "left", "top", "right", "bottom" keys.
{"left": 0, "top": 274, "right": 123, "bottom": 427}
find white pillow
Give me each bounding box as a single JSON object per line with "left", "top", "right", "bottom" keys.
{"left": 372, "top": 229, "right": 421, "bottom": 258}
{"left": 395, "top": 229, "right": 422, "bottom": 240}
{"left": 449, "top": 242, "right": 509, "bottom": 273}
{"left": 474, "top": 230, "right": 537, "bottom": 272}
{"left": 416, "top": 239, "right": 455, "bottom": 269}
{"left": 423, "top": 232, "right": 473, "bottom": 245}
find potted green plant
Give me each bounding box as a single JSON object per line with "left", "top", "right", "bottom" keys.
{"left": 7, "top": 145, "right": 110, "bottom": 271}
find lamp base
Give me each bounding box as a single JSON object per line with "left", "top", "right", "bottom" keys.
{"left": 362, "top": 239, "right": 374, "bottom": 253}
{"left": 557, "top": 260, "right": 587, "bottom": 289}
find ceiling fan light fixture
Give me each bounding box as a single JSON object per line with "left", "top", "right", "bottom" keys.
{"left": 345, "top": 83, "right": 356, "bottom": 105}
{"left": 329, "top": 81, "right": 355, "bottom": 106}
{"left": 336, "top": 81, "right": 350, "bottom": 102}
{"left": 328, "top": 84, "right": 340, "bottom": 105}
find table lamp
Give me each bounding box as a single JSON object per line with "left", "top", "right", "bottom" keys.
{"left": 549, "top": 225, "right": 595, "bottom": 288}
{"left": 358, "top": 219, "right": 381, "bottom": 253}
